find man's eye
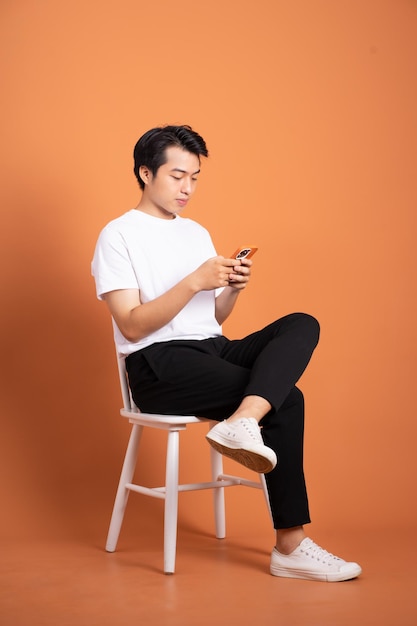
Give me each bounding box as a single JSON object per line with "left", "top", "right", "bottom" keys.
{"left": 171, "top": 176, "right": 181, "bottom": 180}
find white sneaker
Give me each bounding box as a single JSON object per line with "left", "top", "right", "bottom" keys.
{"left": 206, "top": 417, "right": 277, "bottom": 473}
{"left": 270, "top": 537, "right": 362, "bottom": 582}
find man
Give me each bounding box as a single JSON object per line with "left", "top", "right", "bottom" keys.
{"left": 92, "top": 124, "right": 361, "bottom": 581}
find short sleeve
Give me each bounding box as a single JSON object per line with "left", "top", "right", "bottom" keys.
{"left": 91, "top": 226, "right": 139, "bottom": 300}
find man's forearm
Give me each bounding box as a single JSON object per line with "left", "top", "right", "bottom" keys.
{"left": 106, "top": 277, "right": 198, "bottom": 343}
{"left": 215, "top": 287, "right": 240, "bottom": 325}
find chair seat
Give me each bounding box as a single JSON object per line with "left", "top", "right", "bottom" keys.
{"left": 121, "top": 407, "right": 210, "bottom": 428}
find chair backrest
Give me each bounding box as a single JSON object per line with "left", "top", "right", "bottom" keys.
{"left": 116, "top": 353, "right": 139, "bottom": 413}
{"left": 112, "top": 320, "right": 139, "bottom": 414}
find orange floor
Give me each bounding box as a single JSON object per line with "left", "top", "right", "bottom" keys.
{"left": 1, "top": 520, "right": 416, "bottom": 626}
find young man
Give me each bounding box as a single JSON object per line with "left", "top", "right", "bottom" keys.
{"left": 92, "top": 124, "right": 362, "bottom": 581}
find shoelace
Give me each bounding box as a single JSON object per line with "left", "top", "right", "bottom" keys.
{"left": 239, "top": 419, "right": 263, "bottom": 443}
{"left": 301, "top": 540, "right": 342, "bottom": 564}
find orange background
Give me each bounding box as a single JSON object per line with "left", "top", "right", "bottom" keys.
{"left": 1, "top": 0, "right": 416, "bottom": 550}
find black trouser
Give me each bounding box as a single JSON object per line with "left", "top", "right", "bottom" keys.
{"left": 126, "top": 313, "right": 320, "bottom": 529}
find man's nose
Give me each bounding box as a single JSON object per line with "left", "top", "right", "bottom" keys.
{"left": 181, "top": 177, "right": 192, "bottom": 194}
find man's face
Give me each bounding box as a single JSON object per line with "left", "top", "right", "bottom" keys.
{"left": 140, "top": 146, "right": 201, "bottom": 219}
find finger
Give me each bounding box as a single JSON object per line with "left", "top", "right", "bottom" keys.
{"left": 229, "top": 271, "right": 248, "bottom": 283}
{"left": 232, "top": 265, "right": 250, "bottom": 277}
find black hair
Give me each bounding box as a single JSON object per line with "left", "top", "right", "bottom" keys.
{"left": 133, "top": 125, "right": 209, "bottom": 189}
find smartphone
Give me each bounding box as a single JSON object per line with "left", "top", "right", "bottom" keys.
{"left": 231, "top": 246, "right": 258, "bottom": 260}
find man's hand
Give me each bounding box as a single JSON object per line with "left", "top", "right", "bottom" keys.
{"left": 190, "top": 255, "right": 242, "bottom": 291}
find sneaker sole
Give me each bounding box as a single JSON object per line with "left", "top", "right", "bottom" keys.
{"left": 270, "top": 563, "right": 362, "bottom": 582}
{"left": 206, "top": 436, "right": 276, "bottom": 474}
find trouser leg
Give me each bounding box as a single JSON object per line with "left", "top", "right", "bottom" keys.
{"left": 261, "top": 387, "right": 311, "bottom": 528}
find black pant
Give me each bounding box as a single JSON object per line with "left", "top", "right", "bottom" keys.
{"left": 126, "top": 313, "right": 320, "bottom": 529}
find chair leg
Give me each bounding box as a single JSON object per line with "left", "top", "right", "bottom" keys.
{"left": 106, "top": 423, "right": 143, "bottom": 552}
{"left": 259, "top": 473, "right": 274, "bottom": 525}
{"left": 163, "top": 429, "right": 180, "bottom": 574}
{"left": 210, "top": 446, "right": 226, "bottom": 538}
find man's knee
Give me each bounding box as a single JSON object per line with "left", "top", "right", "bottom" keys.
{"left": 301, "top": 313, "right": 320, "bottom": 344}
{"left": 287, "top": 312, "right": 320, "bottom": 348}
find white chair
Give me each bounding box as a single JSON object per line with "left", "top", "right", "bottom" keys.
{"left": 106, "top": 352, "right": 272, "bottom": 574}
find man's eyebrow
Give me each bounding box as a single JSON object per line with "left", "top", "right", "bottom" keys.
{"left": 171, "top": 167, "right": 201, "bottom": 175}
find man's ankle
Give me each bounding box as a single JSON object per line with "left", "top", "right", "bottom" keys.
{"left": 275, "top": 527, "right": 306, "bottom": 555}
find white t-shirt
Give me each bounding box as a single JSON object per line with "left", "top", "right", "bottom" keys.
{"left": 91, "top": 209, "right": 223, "bottom": 356}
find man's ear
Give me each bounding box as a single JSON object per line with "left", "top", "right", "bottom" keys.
{"left": 139, "top": 165, "right": 152, "bottom": 186}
